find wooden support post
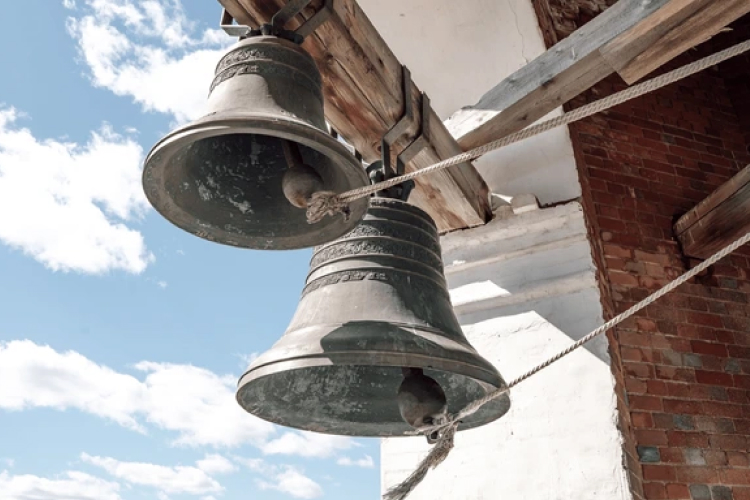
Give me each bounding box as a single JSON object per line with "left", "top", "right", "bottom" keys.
{"left": 675, "top": 165, "right": 750, "bottom": 260}
{"left": 217, "top": 0, "right": 491, "bottom": 233}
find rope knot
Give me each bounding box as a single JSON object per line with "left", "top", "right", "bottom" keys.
{"left": 382, "top": 424, "right": 458, "bottom": 500}
{"left": 306, "top": 191, "right": 350, "bottom": 224}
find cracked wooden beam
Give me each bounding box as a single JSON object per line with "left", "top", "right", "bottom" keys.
{"left": 216, "top": 0, "right": 491, "bottom": 233}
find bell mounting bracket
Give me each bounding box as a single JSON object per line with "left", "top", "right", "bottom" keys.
{"left": 397, "top": 90, "right": 431, "bottom": 168}
{"left": 220, "top": 0, "right": 333, "bottom": 43}
{"left": 367, "top": 65, "right": 434, "bottom": 202}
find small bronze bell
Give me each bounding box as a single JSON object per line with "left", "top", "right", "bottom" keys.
{"left": 236, "top": 197, "right": 510, "bottom": 436}
{"left": 142, "top": 35, "right": 369, "bottom": 250}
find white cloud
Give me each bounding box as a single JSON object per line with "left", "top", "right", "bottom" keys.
{"left": 0, "top": 340, "right": 147, "bottom": 431}
{"left": 81, "top": 453, "right": 223, "bottom": 496}
{"left": 67, "top": 0, "right": 231, "bottom": 123}
{"left": 196, "top": 455, "right": 237, "bottom": 475}
{"left": 63, "top": 0, "right": 77, "bottom": 9}
{"left": 238, "top": 459, "right": 322, "bottom": 500}
{"left": 0, "top": 108, "right": 153, "bottom": 274}
{"left": 238, "top": 458, "right": 270, "bottom": 474}
{"left": 262, "top": 431, "right": 357, "bottom": 459}
{"left": 0, "top": 470, "right": 121, "bottom": 500}
{"left": 0, "top": 340, "right": 365, "bottom": 460}
{"left": 258, "top": 468, "right": 324, "bottom": 500}
{"left": 0, "top": 340, "right": 275, "bottom": 447}
{"left": 132, "top": 361, "right": 274, "bottom": 447}
{"left": 2, "top": 459, "right": 14, "bottom": 468}
{"left": 336, "top": 455, "right": 375, "bottom": 469}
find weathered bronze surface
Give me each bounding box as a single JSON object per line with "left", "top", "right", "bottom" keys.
{"left": 237, "top": 198, "right": 510, "bottom": 436}
{"left": 142, "top": 35, "right": 369, "bottom": 250}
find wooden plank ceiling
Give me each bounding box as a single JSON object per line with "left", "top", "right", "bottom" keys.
{"left": 217, "top": 0, "right": 492, "bottom": 234}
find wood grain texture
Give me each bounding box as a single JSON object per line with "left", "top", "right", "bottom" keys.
{"left": 598, "top": 0, "right": 711, "bottom": 78}
{"left": 444, "top": 0, "right": 743, "bottom": 153}
{"left": 447, "top": 50, "right": 612, "bottom": 153}
{"left": 609, "top": 0, "right": 750, "bottom": 84}
{"left": 444, "top": 0, "right": 674, "bottom": 150}
{"left": 217, "top": 0, "right": 490, "bottom": 232}
{"left": 675, "top": 165, "right": 750, "bottom": 260}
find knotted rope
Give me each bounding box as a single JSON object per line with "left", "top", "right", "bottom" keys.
{"left": 307, "top": 190, "right": 351, "bottom": 224}
{"left": 307, "top": 39, "right": 750, "bottom": 224}
{"left": 384, "top": 230, "right": 750, "bottom": 500}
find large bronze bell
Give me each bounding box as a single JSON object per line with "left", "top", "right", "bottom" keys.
{"left": 142, "top": 35, "right": 369, "bottom": 250}
{"left": 237, "top": 197, "right": 510, "bottom": 436}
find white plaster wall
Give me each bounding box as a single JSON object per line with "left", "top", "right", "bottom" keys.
{"left": 380, "top": 203, "right": 631, "bottom": 500}
{"left": 358, "top": 0, "right": 582, "bottom": 204}
{"left": 475, "top": 112, "right": 582, "bottom": 206}
{"left": 358, "top": 0, "right": 543, "bottom": 120}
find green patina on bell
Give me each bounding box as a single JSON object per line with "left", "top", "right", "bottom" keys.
{"left": 142, "top": 35, "right": 369, "bottom": 250}
{"left": 237, "top": 197, "right": 510, "bottom": 437}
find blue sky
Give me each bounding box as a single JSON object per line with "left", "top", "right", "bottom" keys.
{"left": 0, "top": 1, "right": 379, "bottom": 499}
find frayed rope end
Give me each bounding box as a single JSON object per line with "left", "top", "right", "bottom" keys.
{"left": 382, "top": 425, "right": 457, "bottom": 500}
{"left": 306, "top": 191, "right": 351, "bottom": 224}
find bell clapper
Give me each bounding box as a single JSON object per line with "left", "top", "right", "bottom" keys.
{"left": 281, "top": 140, "right": 324, "bottom": 208}
{"left": 397, "top": 367, "right": 448, "bottom": 444}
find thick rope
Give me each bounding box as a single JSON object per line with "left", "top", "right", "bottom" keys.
{"left": 307, "top": 191, "right": 351, "bottom": 224}
{"left": 307, "top": 39, "right": 750, "bottom": 224}
{"left": 384, "top": 230, "right": 750, "bottom": 500}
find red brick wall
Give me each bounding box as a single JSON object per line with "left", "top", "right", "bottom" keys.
{"left": 532, "top": 4, "right": 750, "bottom": 499}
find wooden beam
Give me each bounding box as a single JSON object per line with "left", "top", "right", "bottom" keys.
{"left": 675, "top": 165, "right": 750, "bottom": 260}
{"left": 603, "top": 0, "right": 750, "bottom": 84}
{"left": 444, "top": 0, "right": 721, "bottom": 152}
{"left": 216, "top": 0, "right": 491, "bottom": 233}
{"left": 598, "top": 0, "right": 712, "bottom": 77}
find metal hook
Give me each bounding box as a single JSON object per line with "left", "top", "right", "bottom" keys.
{"left": 220, "top": 0, "right": 334, "bottom": 43}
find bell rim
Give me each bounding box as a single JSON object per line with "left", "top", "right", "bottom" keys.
{"left": 240, "top": 349, "right": 505, "bottom": 389}
{"left": 235, "top": 321, "right": 509, "bottom": 437}
{"left": 141, "top": 113, "right": 370, "bottom": 250}
{"left": 235, "top": 355, "right": 510, "bottom": 437}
